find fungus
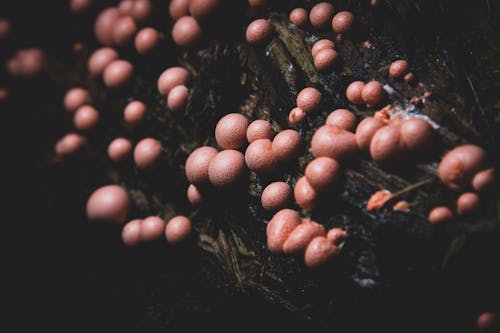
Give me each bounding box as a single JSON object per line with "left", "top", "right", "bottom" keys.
{"left": 86, "top": 185, "right": 130, "bottom": 224}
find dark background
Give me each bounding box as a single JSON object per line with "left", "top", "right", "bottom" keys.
{"left": 3, "top": 1, "right": 499, "bottom": 332}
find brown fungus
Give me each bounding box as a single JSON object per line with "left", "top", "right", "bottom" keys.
{"left": 261, "top": 182, "right": 293, "bottom": 212}
{"left": 283, "top": 221, "right": 326, "bottom": 254}
{"left": 245, "top": 139, "right": 279, "bottom": 175}
{"left": 289, "top": 8, "right": 308, "bottom": 27}
{"left": 331, "top": 11, "right": 355, "bottom": 35}
{"left": 172, "top": 16, "right": 203, "bottom": 48}
{"left": 86, "top": 185, "right": 130, "bottom": 224}
{"left": 297, "top": 87, "right": 321, "bottom": 114}
{"left": 311, "top": 125, "right": 358, "bottom": 161}
{"left": 266, "top": 209, "right": 301, "bottom": 253}
{"left": 438, "top": 144, "right": 488, "bottom": 191}
{"left": 325, "top": 109, "right": 357, "bottom": 131}
{"left": 309, "top": 2, "right": 335, "bottom": 30}
{"left": 305, "top": 157, "right": 342, "bottom": 193}
{"left": 246, "top": 19, "right": 273, "bottom": 45}
{"left": 208, "top": 150, "right": 247, "bottom": 188}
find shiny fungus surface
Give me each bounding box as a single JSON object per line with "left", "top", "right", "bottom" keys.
{"left": 185, "top": 146, "right": 218, "bottom": 185}
{"left": 305, "top": 157, "right": 342, "bottom": 193}
{"left": 86, "top": 185, "right": 130, "bottom": 224}
{"left": 208, "top": 150, "right": 247, "bottom": 187}
{"left": 246, "top": 19, "right": 273, "bottom": 45}
{"left": 261, "top": 182, "right": 293, "bottom": 212}
{"left": 283, "top": 221, "right": 326, "bottom": 254}
{"left": 266, "top": 209, "right": 301, "bottom": 253}
{"left": 272, "top": 129, "right": 302, "bottom": 163}
{"left": 311, "top": 125, "right": 358, "bottom": 161}
{"left": 438, "top": 144, "right": 488, "bottom": 191}
{"left": 304, "top": 236, "right": 338, "bottom": 268}
{"left": 215, "top": 113, "right": 249, "bottom": 150}
{"left": 325, "top": 109, "right": 357, "bottom": 131}
{"left": 245, "top": 139, "right": 278, "bottom": 175}
{"left": 165, "top": 215, "right": 192, "bottom": 244}
{"left": 133, "top": 138, "right": 162, "bottom": 171}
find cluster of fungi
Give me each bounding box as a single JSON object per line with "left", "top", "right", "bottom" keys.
{"left": 1, "top": 0, "right": 497, "bottom": 330}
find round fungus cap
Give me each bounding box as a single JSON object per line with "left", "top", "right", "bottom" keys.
{"left": 472, "top": 168, "right": 495, "bottom": 193}
{"left": 266, "top": 209, "right": 301, "bottom": 253}
{"left": 438, "top": 144, "right": 488, "bottom": 191}
{"left": 246, "top": 19, "right": 273, "bottom": 45}
{"left": 272, "top": 129, "right": 302, "bottom": 163}
{"left": 103, "top": 60, "right": 134, "bottom": 89}
{"left": 369, "top": 125, "right": 405, "bottom": 166}
{"left": 133, "top": 138, "right": 162, "bottom": 171}
{"left": 108, "top": 138, "right": 132, "bottom": 162}
{"left": 456, "top": 192, "right": 480, "bottom": 214}
{"left": 245, "top": 139, "right": 278, "bottom": 175}
{"left": 289, "top": 8, "right": 308, "bottom": 27}
{"left": 246, "top": 119, "right": 274, "bottom": 143}
{"left": 187, "top": 184, "right": 204, "bottom": 206}
{"left": 121, "top": 219, "right": 142, "bottom": 247}
{"left": 314, "top": 49, "right": 339, "bottom": 71}
{"left": 362, "top": 81, "right": 385, "bottom": 107}
{"left": 477, "top": 312, "right": 497, "bottom": 332}
{"left": 0, "top": 19, "right": 11, "bottom": 39}
{"left": 283, "top": 221, "right": 326, "bottom": 254}
{"left": 331, "top": 11, "right": 355, "bottom": 35}
{"left": 189, "top": 0, "right": 220, "bottom": 22}
{"left": 346, "top": 81, "right": 365, "bottom": 105}
{"left": 169, "top": 0, "right": 189, "bottom": 20}
{"left": 124, "top": 100, "right": 147, "bottom": 125}
{"left": 185, "top": 146, "right": 218, "bottom": 185}
{"left": 304, "top": 236, "right": 338, "bottom": 268}
{"left": 64, "top": 88, "right": 90, "bottom": 112}
{"left": 140, "top": 216, "right": 166, "bottom": 242}
{"left": 305, "top": 157, "right": 341, "bottom": 193}
{"left": 311, "top": 39, "right": 335, "bottom": 58}
{"left": 208, "top": 150, "right": 247, "bottom": 187}
{"left": 326, "top": 228, "right": 348, "bottom": 245}
{"left": 215, "top": 113, "right": 249, "bottom": 150}
{"left": 428, "top": 206, "right": 453, "bottom": 224}
{"left": 325, "top": 109, "right": 356, "bottom": 131}
{"left": 172, "top": 16, "right": 203, "bottom": 48}
{"left": 309, "top": 2, "right": 335, "bottom": 29}
{"left": 55, "top": 133, "right": 86, "bottom": 156}
{"left": 399, "top": 118, "right": 434, "bottom": 154}
{"left": 135, "top": 27, "right": 160, "bottom": 54}
{"left": 311, "top": 125, "right": 358, "bottom": 161}
{"left": 389, "top": 60, "right": 409, "bottom": 78}
{"left": 157, "top": 66, "right": 189, "bottom": 95}
{"left": 74, "top": 105, "right": 99, "bottom": 130}
{"left": 294, "top": 176, "right": 319, "bottom": 210}
{"left": 94, "top": 7, "right": 121, "bottom": 46}
{"left": 355, "top": 117, "right": 386, "bottom": 151}
{"left": 167, "top": 85, "right": 189, "bottom": 112}
{"left": 112, "top": 16, "right": 137, "bottom": 46}
{"left": 88, "top": 47, "right": 118, "bottom": 77}
{"left": 288, "top": 107, "right": 307, "bottom": 125}
{"left": 70, "top": 0, "right": 93, "bottom": 14}
{"left": 86, "top": 185, "right": 130, "bottom": 224}
{"left": 297, "top": 87, "right": 321, "bottom": 114}
{"left": 165, "top": 215, "right": 192, "bottom": 244}
{"left": 261, "top": 182, "right": 293, "bottom": 212}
